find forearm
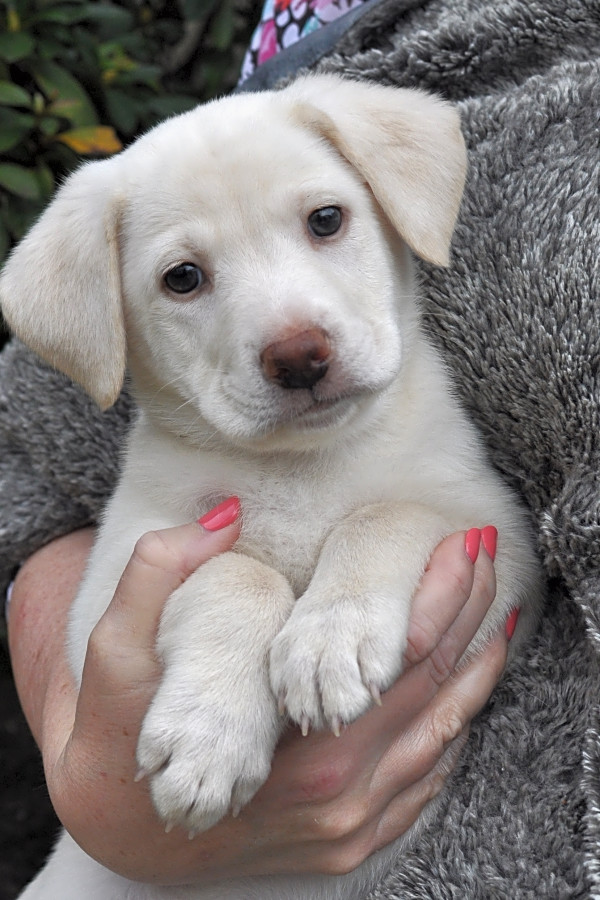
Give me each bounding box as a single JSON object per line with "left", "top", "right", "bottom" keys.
{"left": 7, "top": 529, "right": 95, "bottom": 748}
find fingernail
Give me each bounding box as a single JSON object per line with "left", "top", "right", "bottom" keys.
{"left": 465, "top": 528, "right": 481, "bottom": 564}
{"left": 481, "top": 525, "right": 498, "bottom": 561}
{"left": 506, "top": 608, "right": 520, "bottom": 641}
{"left": 198, "top": 496, "right": 241, "bottom": 531}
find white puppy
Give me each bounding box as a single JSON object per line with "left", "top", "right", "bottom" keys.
{"left": 1, "top": 75, "right": 541, "bottom": 900}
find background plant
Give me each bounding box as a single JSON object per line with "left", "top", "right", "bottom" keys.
{"left": 0, "top": 0, "right": 262, "bottom": 342}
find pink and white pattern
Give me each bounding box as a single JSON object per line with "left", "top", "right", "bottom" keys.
{"left": 239, "top": 0, "right": 367, "bottom": 83}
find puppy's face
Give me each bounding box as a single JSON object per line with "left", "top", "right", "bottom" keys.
{"left": 120, "top": 106, "right": 411, "bottom": 450}
{"left": 0, "top": 76, "right": 467, "bottom": 452}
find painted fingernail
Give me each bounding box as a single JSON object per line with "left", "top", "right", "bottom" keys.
{"left": 198, "top": 496, "right": 241, "bottom": 531}
{"left": 465, "top": 528, "right": 481, "bottom": 564}
{"left": 481, "top": 525, "right": 498, "bottom": 561}
{"left": 506, "top": 608, "right": 520, "bottom": 641}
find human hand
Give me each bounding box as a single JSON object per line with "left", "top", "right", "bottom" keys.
{"left": 8, "top": 516, "right": 507, "bottom": 885}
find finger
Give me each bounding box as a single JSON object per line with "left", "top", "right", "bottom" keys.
{"left": 422, "top": 537, "right": 496, "bottom": 684}
{"left": 292, "top": 726, "right": 471, "bottom": 876}
{"left": 99, "top": 500, "right": 241, "bottom": 652}
{"left": 367, "top": 728, "right": 470, "bottom": 855}
{"left": 358, "top": 536, "right": 494, "bottom": 744}
{"left": 375, "top": 628, "right": 508, "bottom": 799}
{"left": 428, "top": 625, "right": 508, "bottom": 744}
{"left": 405, "top": 530, "right": 482, "bottom": 668}
{"left": 77, "top": 504, "right": 241, "bottom": 724}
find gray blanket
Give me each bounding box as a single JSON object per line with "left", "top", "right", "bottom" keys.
{"left": 1, "top": 0, "right": 599, "bottom": 896}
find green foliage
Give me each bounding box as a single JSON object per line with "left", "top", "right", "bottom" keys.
{"left": 0, "top": 0, "right": 262, "bottom": 344}
{"left": 0, "top": 0, "right": 261, "bottom": 265}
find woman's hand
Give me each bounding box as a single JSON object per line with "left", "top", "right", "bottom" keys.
{"left": 8, "top": 516, "right": 506, "bottom": 885}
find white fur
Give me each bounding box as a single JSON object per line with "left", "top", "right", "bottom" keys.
{"left": 1, "top": 76, "right": 542, "bottom": 899}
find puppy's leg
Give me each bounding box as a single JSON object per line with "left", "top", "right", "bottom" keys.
{"left": 137, "top": 552, "right": 295, "bottom": 833}
{"left": 270, "top": 503, "right": 449, "bottom": 733}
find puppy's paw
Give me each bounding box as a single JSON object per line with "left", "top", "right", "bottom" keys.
{"left": 136, "top": 550, "right": 294, "bottom": 832}
{"left": 270, "top": 591, "right": 408, "bottom": 734}
{"left": 137, "top": 688, "right": 278, "bottom": 833}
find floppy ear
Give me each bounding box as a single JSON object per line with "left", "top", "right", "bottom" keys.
{"left": 0, "top": 157, "right": 126, "bottom": 409}
{"left": 287, "top": 75, "right": 467, "bottom": 266}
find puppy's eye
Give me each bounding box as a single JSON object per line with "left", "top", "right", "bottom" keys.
{"left": 164, "top": 263, "right": 204, "bottom": 294}
{"left": 307, "top": 206, "right": 343, "bottom": 238}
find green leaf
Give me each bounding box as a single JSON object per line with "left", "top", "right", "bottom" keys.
{"left": 30, "top": 6, "right": 95, "bottom": 25}
{"left": 29, "top": 59, "right": 98, "bottom": 127}
{"left": 112, "top": 63, "right": 161, "bottom": 90}
{"left": 146, "top": 94, "right": 198, "bottom": 118}
{"left": 35, "top": 162, "right": 55, "bottom": 197}
{"left": 39, "top": 114, "right": 62, "bottom": 136}
{"left": 0, "top": 80, "right": 32, "bottom": 108}
{"left": 104, "top": 88, "right": 139, "bottom": 135}
{"left": 0, "top": 32, "right": 35, "bottom": 63}
{"left": 31, "top": 1, "right": 133, "bottom": 30}
{"left": 80, "top": 3, "right": 134, "bottom": 31}
{"left": 2, "top": 195, "right": 45, "bottom": 242}
{"left": 0, "top": 108, "right": 36, "bottom": 151}
{"left": 182, "top": 0, "right": 219, "bottom": 20}
{"left": 0, "top": 163, "right": 45, "bottom": 201}
{"left": 209, "top": 1, "right": 235, "bottom": 50}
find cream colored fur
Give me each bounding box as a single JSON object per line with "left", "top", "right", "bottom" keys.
{"left": 0, "top": 76, "right": 541, "bottom": 900}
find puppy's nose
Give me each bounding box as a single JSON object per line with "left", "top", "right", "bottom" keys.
{"left": 261, "top": 327, "right": 331, "bottom": 390}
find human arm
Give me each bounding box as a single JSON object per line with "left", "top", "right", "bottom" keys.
{"left": 8, "top": 521, "right": 506, "bottom": 885}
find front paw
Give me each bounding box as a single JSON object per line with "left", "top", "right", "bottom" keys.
{"left": 136, "top": 551, "right": 295, "bottom": 832}
{"left": 137, "top": 685, "right": 278, "bottom": 833}
{"left": 270, "top": 593, "right": 408, "bottom": 734}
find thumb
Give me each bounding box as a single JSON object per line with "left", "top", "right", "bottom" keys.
{"left": 75, "top": 498, "right": 242, "bottom": 721}
{"left": 102, "top": 497, "right": 242, "bottom": 653}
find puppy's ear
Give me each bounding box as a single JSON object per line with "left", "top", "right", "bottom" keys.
{"left": 0, "top": 157, "right": 126, "bottom": 409}
{"left": 288, "top": 76, "right": 467, "bottom": 266}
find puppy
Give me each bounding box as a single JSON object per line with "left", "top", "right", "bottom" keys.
{"left": 1, "top": 75, "right": 542, "bottom": 900}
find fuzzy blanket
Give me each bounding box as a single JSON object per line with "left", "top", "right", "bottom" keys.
{"left": 1, "top": 0, "right": 599, "bottom": 896}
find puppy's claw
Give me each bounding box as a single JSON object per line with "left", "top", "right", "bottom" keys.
{"left": 164, "top": 821, "right": 175, "bottom": 835}
{"left": 231, "top": 803, "right": 242, "bottom": 819}
{"left": 300, "top": 714, "right": 310, "bottom": 737}
{"left": 134, "top": 767, "right": 148, "bottom": 783}
{"left": 278, "top": 693, "right": 286, "bottom": 717}
{"left": 188, "top": 829, "right": 198, "bottom": 841}
{"left": 331, "top": 715, "right": 342, "bottom": 738}
{"left": 370, "top": 683, "right": 383, "bottom": 707}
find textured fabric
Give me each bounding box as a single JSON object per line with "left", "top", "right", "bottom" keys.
{"left": 1, "top": 0, "right": 599, "bottom": 897}
{"left": 312, "top": 3, "right": 600, "bottom": 895}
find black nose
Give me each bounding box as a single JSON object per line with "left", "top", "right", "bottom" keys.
{"left": 260, "top": 327, "right": 331, "bottom": 390}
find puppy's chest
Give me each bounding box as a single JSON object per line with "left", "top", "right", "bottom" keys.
{"left": 212, "top": 468, "right": 352, "bottom": 597}
{"left": 133, "top": 421, "right": 438, "bottom": 596}
{"left": 192, "top": 453, "right": 390, "bottom": 597}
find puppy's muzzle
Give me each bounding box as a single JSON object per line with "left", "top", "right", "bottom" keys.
{"left": 260, "top": 327, "right": 331, "bottom": 390}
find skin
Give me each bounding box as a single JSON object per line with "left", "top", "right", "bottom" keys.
{"left": 8, "top": 521, "right": 506, "bottom": 886}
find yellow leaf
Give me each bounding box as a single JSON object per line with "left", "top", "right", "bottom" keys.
{"left": 7, "top": 7, "right": 20, "bottom": 31}
{"left": 55, "top": 126, "right": 122, "bottom": 156}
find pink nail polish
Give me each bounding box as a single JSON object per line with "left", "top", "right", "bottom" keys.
{"left": 506, "top": 608, "right": 520, "bottom": 641}
{"left": 465, "top": 528, "right": 481, "bottom": 564}
{"left": 198, "top": 497, "right": 241, "bottom": 531}
{"left": 481, "top": 525, "right": 498, "bottom": 561}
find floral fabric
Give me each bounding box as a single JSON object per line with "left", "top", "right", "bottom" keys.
{"left": 239, "top": 0, "right": 367, "bottom": 83}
